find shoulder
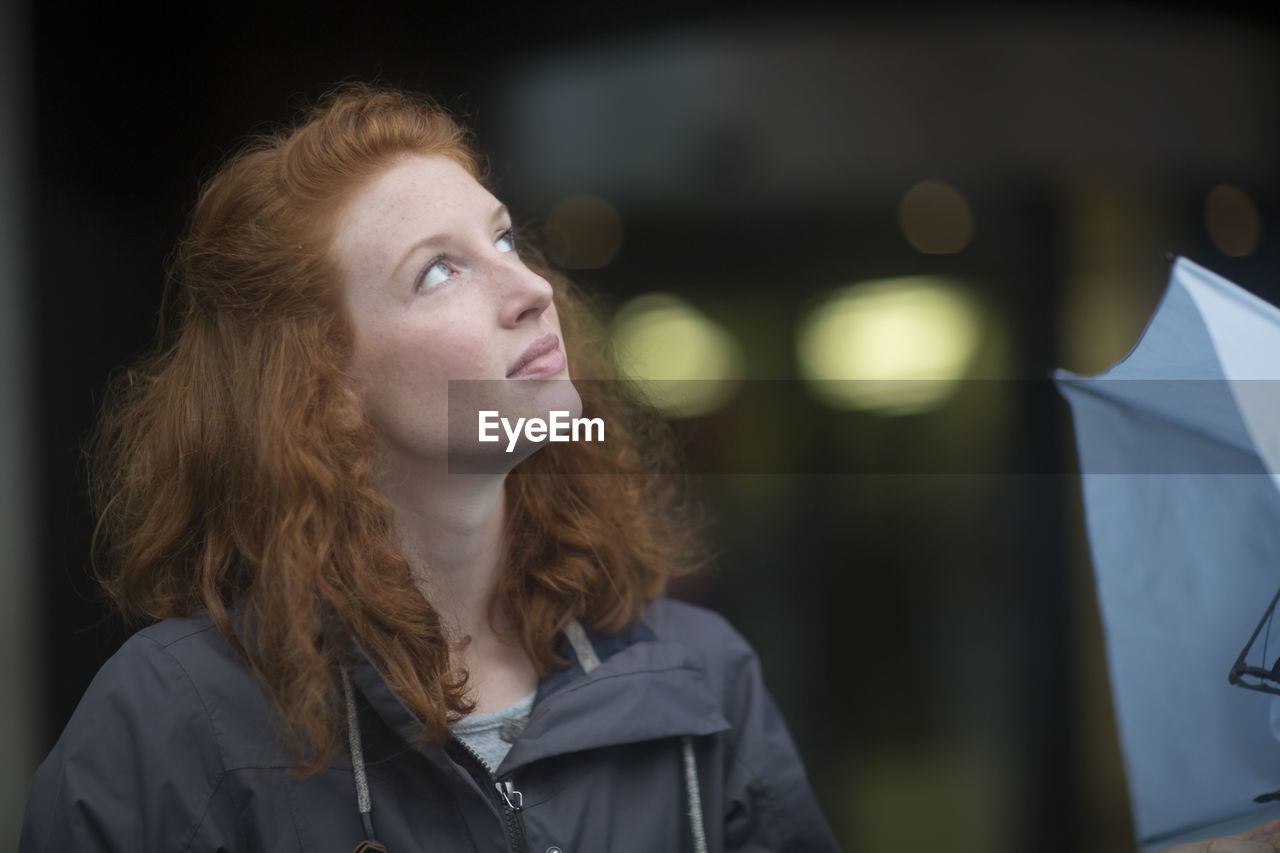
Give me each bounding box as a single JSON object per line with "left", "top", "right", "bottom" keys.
{"left": 21, "top": 616, "right": 239, "bottom": 851}
{"left": 105, "top": 615, "right": 277, "bottom": 763}
{"left": 47, "top": 615, "right": 240, "bottom": 765}
{"left": 39, "top": 612, "right": 277, "bottom": 784}
{"left": 78, "top": 615, "right": 224, "bottom": 720}
{"left": 97, "top": 612, "right": 225, "bottom": 678}
{"left": 640, "top": 598, "right": 840, "bottom": 850}
{"left": 642, "top": 595, "right": 747, "bottom": 649}
{"left": 130, "top": 614, "right": 264, "bottom": 703}
{"left": 133, "top": 611, "right": 220, "bottom": 647}
{"left": 83, "top": 614, "right": 260, "bottom": 732}
{"left": 640, "top": 596, "right": 762, "bottom": 700}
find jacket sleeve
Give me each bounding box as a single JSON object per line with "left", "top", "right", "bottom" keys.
{"left": 713, "top": 617, "right": 842, "bottom": 852}
{"left": 19, "top": 633, "right": 227, "bottom": 853}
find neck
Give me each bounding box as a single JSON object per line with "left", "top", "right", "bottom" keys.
{"left": 378, "top": 462, "right": 509, "bottom": 645}
{"left": 375, "top": 452, "right": 541, "bottom": 714}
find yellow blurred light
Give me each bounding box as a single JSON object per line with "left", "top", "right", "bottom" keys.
{"left": 899, "top": 180, "right": 975, "bottom": 254}
{"left": 796, "top": 276, "right": 982, "bottom": 415}
{"left": 610, "top": 294, "right": 744, "bottom": 418}
{"left": 545, "top": 194, "right": 624, "bottom": 269}
{"left": 1205, "top": 184, "right": 1261, "bottom": 258}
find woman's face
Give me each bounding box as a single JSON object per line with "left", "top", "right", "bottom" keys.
{"left": 335, "top": 153, "right": 580, "bottom": 473}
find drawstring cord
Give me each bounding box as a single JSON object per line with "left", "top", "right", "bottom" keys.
{"left": 681, "top": 736, "right": 708, "bottom": 853}
{"left": 563, "top": 619, "right": 708, "bottom": 853}
{"left": 341, "top": 668, "right": 381, "bottom": 847}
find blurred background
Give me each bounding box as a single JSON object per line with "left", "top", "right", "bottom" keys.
{"left": 4, "top": 1, "right": 1280, "bottom": 849}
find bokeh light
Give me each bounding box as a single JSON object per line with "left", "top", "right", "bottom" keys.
{"left": 610, "top": 294, "right": 744, "bottom": 418}
{"left": 544, "top": 194, "right": 625, "bottom": 269}
{"left": 796, "top": 276, "right": 983, "bottom": 415}
{"left": 1205, "top": 184, "right": 1261, "bottom": 258}
{"left": 899, "top": 180, "right": 975, "bottom": 254}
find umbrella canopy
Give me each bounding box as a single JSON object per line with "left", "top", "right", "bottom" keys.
{"left": 1056, "top": 257, "right": 1280, "bottom": 849}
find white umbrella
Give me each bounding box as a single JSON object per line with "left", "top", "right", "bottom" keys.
{"left": 1056, "top": 257, "right": 1280, "bottom": 850}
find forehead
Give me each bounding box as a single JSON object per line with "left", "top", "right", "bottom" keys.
{"left": 331, "top": 153, "right": 496, "bottom": 270}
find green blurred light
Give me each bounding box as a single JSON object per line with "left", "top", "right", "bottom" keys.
{"left": 610, "top": 294, "right": 744, "bottom": 418}
{"left": 796, "top": 276, "right": 982, "bottom": 415}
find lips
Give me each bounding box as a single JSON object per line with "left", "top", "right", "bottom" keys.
{"left": 507, "top": 333, "right": 565, "bottom": 378}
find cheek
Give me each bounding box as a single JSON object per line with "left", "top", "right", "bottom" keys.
{"left": 426, "top": 326, "right": 492, "bottom": 374}
{"left": 353, "top": 322, "right": 492, "bottom": 410}
{"left": 349, "top": 334, "right": 454, "bottom": 460}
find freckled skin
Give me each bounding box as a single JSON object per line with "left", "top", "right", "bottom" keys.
{"left": 334, "top": 154, "right": 581, "bottom": 473}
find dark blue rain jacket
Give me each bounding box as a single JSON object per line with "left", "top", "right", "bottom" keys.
{"left": 20, "top": 597, "right": 839, "bottom": 851}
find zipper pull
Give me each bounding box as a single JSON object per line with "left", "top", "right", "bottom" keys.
{"left": 497, "top": 780, "right": 523, "bottom": 812}
{"left": 498, "top": 779, "right": 532, "bottom": 849}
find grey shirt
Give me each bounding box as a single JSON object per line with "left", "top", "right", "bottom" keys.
{"left": 448, "top": 690, "right": 536, "bottom": 774}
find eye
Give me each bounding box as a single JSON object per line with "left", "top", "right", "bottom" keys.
{"left": 417, "top": 256, "right": 454, "bottom": 292}
{"left": 495, "top": 228, "right": 516, "bottom": 254}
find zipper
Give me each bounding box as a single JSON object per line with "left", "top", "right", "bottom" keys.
{"left": 447, "top": 737, "right": 529, "bottom": 853}
{"left": 497, "top": 779, "right": 530, "bottom": 849}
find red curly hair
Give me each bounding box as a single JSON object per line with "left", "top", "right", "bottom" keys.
{"left": 89, "top": 84, "right": 703, "bottom": 773}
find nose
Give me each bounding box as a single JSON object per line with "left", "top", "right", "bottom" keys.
{"left": 496, "top": 256, "right": 555, "bottom": 327}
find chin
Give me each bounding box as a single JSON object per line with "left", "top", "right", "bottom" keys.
{"left": 543, "top": 375, "right": 583, "bottom": 420}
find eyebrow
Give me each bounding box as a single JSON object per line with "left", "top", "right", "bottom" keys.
{"left": 390, "top": 203, "right": 511, "bottom": 282}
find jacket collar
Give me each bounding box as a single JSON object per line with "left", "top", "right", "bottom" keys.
{"left": 499, "top": 631, "right": 730, "bottom": 773}
{"left": 345, "top": 607, "right": 730, "bottom": 771}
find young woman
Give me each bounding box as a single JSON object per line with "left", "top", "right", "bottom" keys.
{"left": 19, "top": 85, "right": 840, "bottom": 851}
